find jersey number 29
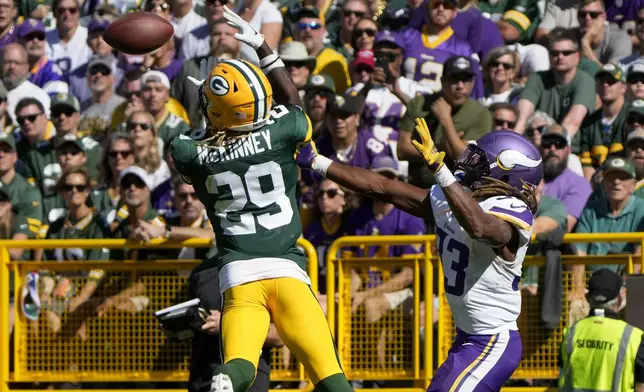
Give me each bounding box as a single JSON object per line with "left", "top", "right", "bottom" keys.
{"left": 206, "top": 161, "right": 293, "bottom": 235}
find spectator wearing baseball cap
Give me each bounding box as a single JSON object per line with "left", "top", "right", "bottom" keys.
{"left": 279, "top": 41, "right": 317, "bottom": 96}
{"left": 578, "top": 63, "right": 630, "bottom": 179}
{"left": 294, "top": 6, "right": 351, "bottom": 94}
{"left": 79, "top": 56, "right": 127, "bottom": 137}
{"left": 626, "top": 100, "right": 644, "bottom": 132}
{"left": 574, "top": 156, "right": 644, "bottom": 276}
{"left": 625, "top": 129, "right": 644, "bottom": 198}
{"left": 304, "top": 74, "right": 336, "bottom": 138}
{"left": 18, "top": 19, "right": 68, "bottom": 95}
{"left": 351, "top": 49, "right": 375, "bottom": 85}
{"left": 559, "top": 268, "right": 644, "bottom": 392}
{"left": 399, "top": 55, "right": 492, "bottom": 188}
{"left": 626, "top": 62, "right": 644, "bottom": 101}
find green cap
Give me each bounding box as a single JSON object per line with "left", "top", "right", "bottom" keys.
{"left": 54, "top": 133, "right": 84, "bottom": 151}
{"left": 51, "top": 93, "right": 80, "bottom": 112}
{"left": 0, "top": 132, "right": 16, "bottom": 150}
{"left": 628, "top": 99, "right": 644, "bottom": 117}
{"left": 304, "top": 74, "right": 336, "bottom": 94}
{"left": 602, "top": 156, "right": 636, "bottom": 179}
{"left": 596, "top": 63, "right": 626, "bottom": 82}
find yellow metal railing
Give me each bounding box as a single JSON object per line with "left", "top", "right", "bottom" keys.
{"left": 0, "top": 238, "right": 318, "bottom": 391}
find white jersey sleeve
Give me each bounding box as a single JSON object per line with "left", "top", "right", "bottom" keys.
{"left": 430, "top": 186, "right": 534, "bottom": 335}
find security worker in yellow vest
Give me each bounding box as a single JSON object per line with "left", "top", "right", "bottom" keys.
{"left": 559, "top": 269, "right": 644, "bottom": 392}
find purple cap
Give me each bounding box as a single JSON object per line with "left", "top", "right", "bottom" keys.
{"left": 18, "top": 19, "right": 45, "bottom": 38}
{"left": 374, "top": 30, "right": 402, "bottom": 48}
{"left": 88, "top": 19, "right": 111, "bottom": 34}
{"left": 371, "top": 155, "right": 400, "bottom": 177}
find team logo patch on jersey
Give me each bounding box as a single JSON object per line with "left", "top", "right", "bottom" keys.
{"left": 209, "top": 75, "right": 230, "bottom": 96}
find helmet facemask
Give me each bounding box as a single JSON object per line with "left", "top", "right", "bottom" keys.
{"left": 455, "top": 144, "right": 491, "bottom": 190}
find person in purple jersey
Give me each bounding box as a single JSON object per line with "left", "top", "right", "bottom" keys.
{"left": 606, "top": 0, "right": 641, "bottom": 27}
{"left": 409, "top": 0, "right": 504, "bottom": 63}
{"left": 304, "top": 179, "right": 355, "bottom": 295}
{"left": 304, "top": 91, "right": 392, "bottom": 185}
{"left": 19, "top": 19, "right": 67, "bottom": 91}
{"left": 0, "top": 0, "right": 18, "bottom": 49}
{"left": 297, "top": 124, "right": 544, "bottom": 391}
{"left": 399, "top": 0, "right": 484, "bottom": 99}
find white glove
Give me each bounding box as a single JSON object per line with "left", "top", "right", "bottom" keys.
{"left": 223, "top": 5, "right": 265, "bottom": 50}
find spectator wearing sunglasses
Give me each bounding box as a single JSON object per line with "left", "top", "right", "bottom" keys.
{"left": 350, "top": 49, "right": 374, "bottom": 85}
{"left": 0, "top": 132, "right": 43, "bottom": 260}
{"left": 181, "top": 0, "right": 230, "bottom": 60}
{"left": 41, "top": 133, "right": 93, "bottom": 225}
{"left": 69, "top": 18, "right": 124, "bottom": 105}
{"left": 133, "top": 178, "right": 213, "bottom": 259}
{"left": 626, "top": 62, "right": 644, "bottom": 101}
{"left": 398, "top": 55, "right": 491, "bottom": 188}
{"left": 279, "top": 41, "right": 316, "bottom": 100}
{"left": 295, "top": 6, "right": 351, "bottom": 94}
{"left": 79, "top": 56, "right": 126, "bottom": 137}
{"left": 19, "top": 19, "right": 67, "bottom": 95}
{"left": 618, "top": 7, "right": 644, "bottom": 72}
{"left": 43, "top": 167, "right": 110, "bottom": 312}
{"left": 2, "top": 43, "right": 51, "bottom": 125}
{"left": 349, "top": 17, "right": 377, "bottom": 57}
{"left": 525, "top": 110, "right": 555, "bottom": 147}
{"left": 541, "top": 125, "right": 593, "bottom": 233}
{"left": 92, "top": 133, "right": 135, "bottom": 224}
{"left": 489, "top": 102, "right": 518, "bottom": 131}
{"left": 303, "top": 74, "right": 335, "bottom": 139}
{"left": 480, "top": 46, "right": 522, "bottom": 107}
{"left": 577, "top": 0, "right": 631, "bottom": 66}
{"left": 579, "top": 63, "right": 631, "bottom": 180}
{"left": 330, "top": 0, "right": 370, "bottom": 58}
{"left": 125, "top": 110, "right": 172, "bottom": 215}
{"left": 516, "top": 28, "right": 596, "bottom": 153}
{"left": 46, "top": 0, "right": 92, "bottom": 74}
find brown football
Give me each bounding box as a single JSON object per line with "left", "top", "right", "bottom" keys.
{"left": 103, "top": 12, "right": 174, "bottom": 55}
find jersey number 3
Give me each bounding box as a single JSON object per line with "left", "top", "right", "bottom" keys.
{"left": 206, "top": 161, "right": 293, "bottom": 235}
{"left": 436, "top": 227, "right": 470, "bottom": 296}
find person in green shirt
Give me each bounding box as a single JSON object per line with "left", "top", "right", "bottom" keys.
{"left": 572, "top": 156, "right": 644, "bottom": 301}
{"left": 625, "top": 129, "right": 644, "bottom": 199}
{"left": 579, "top": 63, "right": 631, "bottom": 180}
{"left": 398, "top": 55, "right": 492, "bottom": 188}
{"left": 516, "top": 28, "right": 597, "bottom": 154}
{"left": 0, "top": 132, "right": 43, "bottom": 260}
{"left": 477, "top": 0, "right": 541, "bottom": 44}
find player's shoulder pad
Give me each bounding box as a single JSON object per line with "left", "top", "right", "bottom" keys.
{"left": 480, "top": 195, "right": 534, "bottom": 232}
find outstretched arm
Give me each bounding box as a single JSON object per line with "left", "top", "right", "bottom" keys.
{"left": 223, "top": 6, "right": 301, "bottom": 107}
{"left": 296, "top": 143, "right": 431, "bottom": 218}
{"left": 410, "top": 119, "right": 518, "bottom": 252}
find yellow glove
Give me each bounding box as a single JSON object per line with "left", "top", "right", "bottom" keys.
{"left": 411, "top": 118, "right": 445, "bottom": 172}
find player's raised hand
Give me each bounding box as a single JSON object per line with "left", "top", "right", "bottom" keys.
{"left": 223, "top": 5, "right": 265, "bottom": 49}
{"left": 295, "top": 141, "right": 320, "bottom": 169}
{"left": 412, "top": 118, "right": 445, "bottom": 172}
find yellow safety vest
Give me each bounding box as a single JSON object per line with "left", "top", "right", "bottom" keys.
{"left": 559, "top": 311, "right": 643, "bottom": 392}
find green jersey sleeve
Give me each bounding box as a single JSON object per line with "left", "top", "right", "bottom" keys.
{"left": 14, "top": 184, "right": 43, "bottom": 238}
{"left": 520, "top": 72, "right": 545, "bottom": 106}
{"left": 287, "top": 104, "right": 313, "bottom": 146}
{"left": 170, "top": 134, "right": 201, "bottom": 179}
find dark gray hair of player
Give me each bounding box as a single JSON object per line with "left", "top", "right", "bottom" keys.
{"left": 547, "top": 27, "right": 581, "bottom": 52}
{"left": 15, "top": 97, "right": 45, "bottom": 116}
{"left": 99, "top": 132, "right": 137, "bottom": 186}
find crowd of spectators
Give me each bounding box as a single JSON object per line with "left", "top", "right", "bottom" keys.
{"left": 3, "top": 0, "right": 644, "bottom": 387}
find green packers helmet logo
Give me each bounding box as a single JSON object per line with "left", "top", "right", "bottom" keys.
{"left": 209, "top": 75, "right": 230, "bottom": 96}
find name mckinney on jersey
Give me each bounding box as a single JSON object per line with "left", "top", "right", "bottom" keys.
{"left": 196, "top": 129, "right": 274, "bottom": 164}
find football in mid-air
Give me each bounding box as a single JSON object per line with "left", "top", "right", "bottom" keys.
{"left": 103, "top": 12, "right": 174, "bottom": 55}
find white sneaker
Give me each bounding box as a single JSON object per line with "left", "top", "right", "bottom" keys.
{"left": 211, "top": 374, "right": 233, "bottom": 392}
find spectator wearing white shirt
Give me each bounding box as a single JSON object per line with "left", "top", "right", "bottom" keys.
{"left": 232, "top": 0, "right": 282, "bottom": 65}
{"left": 46, "top": 0, "right": 92, "bottom": 74}
{"left": 171, "top": 0, "right": 207, "bottom": 40}
{"left": 1, "top": 43, "right": 50, "bottom": 124}
{"left": 181, "top": 0, "right": 228, "bottom": 60}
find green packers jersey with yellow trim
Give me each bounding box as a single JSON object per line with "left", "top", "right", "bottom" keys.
{"left": 478, "top": 0, "right": 540, "bottom": 43}
{"left": 171, "top": 103, "right": 312, "bottom": 269}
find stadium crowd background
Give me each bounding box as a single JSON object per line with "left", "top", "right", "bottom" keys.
{"left": 3, "top": 0, "right": 644, "bottom": 389}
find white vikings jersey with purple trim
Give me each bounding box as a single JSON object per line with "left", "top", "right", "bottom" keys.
{"left": 430, "top": 187, "right": 533, "bottom": 335}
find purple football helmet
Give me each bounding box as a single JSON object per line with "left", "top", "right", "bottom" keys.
{"left": 455, "top": 130, "right": 543, "bottom": 190}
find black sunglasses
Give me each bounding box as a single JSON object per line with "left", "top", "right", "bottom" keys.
{"left": 489, "top": 60, "right": 514, "bottom": 70}
{"left": 494, "top": 118, "right": 516, "bottom": 129}
{"left": 527, "top": 125, "right": 547, "bottom": 136}
{"left": 354, "top": 28, "right": 376, "bottom": 37}
{"left": 128, "top": 122, "right": 153, "bottom": 131}
{"left": 89, "top": 65, "right": 111, "bottom": 76}
{"left": 549, "top": 49, "right": 577, "bottom": 57}
{"left": 542, "top": 139, "right": 567, "bottom": 150}
{"left": 52, "top": 108, "right": 76, "bottom": 118}
{"left": 16, "top": 113, "right": 42, "bottom": 126}
{"left": 61, "top": 183, "right": 87, "bottom": 192}
{"left": 24, "top": 33, "right": 45, "bottom": 41}
{"left": 109, "top": 149, "right": 132, "bottom": 158}
{"left": 177, "top": 191, "right": 197, "bottom": 201}
{"left": 627, "top": 114, "right": 644, "bottom": 125}
{"left": 316, "top": 188, "right": 343, "bottom": 198}
{"left": 343, "top": 9, "right": 364, "bottom": 17}
{"left": 375, "top": 51, "right": 398, "bottom": 62}
{"left": 578, "top": 10, "right": 602, "bottom": 19}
